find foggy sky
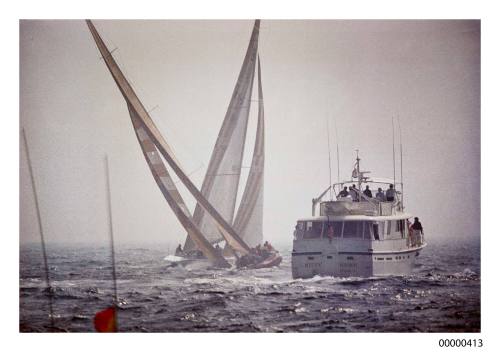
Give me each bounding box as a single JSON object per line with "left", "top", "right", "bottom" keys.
{"left": 19, "top": 20, "right": 480, "bottom": 249}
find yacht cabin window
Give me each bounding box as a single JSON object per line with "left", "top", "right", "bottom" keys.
{"left": 373, "top": 223, "right": 380, "bottom": 240}
{"left": 397, "top": 220, "right": 406, "bottom": 237}
{"left": 386, "top": 220, "right": 392, "bottom": 235}
{"left": 324, "top": 221, "right": 343, "bottom": 238}
{"left": 295, "top": 220, "right": 378, "bottom": 240}
{"left": 303, "top": 221, "right": 323, "bottom": 239}
{"left": 343, "top": 221, "right": 366, "bottom": 238}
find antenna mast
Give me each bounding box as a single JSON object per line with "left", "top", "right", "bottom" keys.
{"left": 398, "top": 117, "right": 404, "bottom": 209}
{"left": 326, "top": 116, "right": 333, "bottom": 200}
{"left": 334, "top": 119, "right": 340, "bottom": 183}
{"left": 392, "top": 116, "right": 396, "bottom": 185}
{"left": 355, "top": 149, "right": 361, "bottom": 195}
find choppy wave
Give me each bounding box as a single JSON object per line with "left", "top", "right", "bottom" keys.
{"left": 20, "top": 239, "right": 480, "bottom": 332}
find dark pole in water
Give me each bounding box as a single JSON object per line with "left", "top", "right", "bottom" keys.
{"left": 21, "top": 128, "right": 55, "bottom": 329}
{"left": 104, "top": 155, "right": 119, "bottom": 310}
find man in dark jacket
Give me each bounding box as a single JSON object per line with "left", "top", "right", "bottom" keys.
{"left": 412, "top": 217, "right": 423, "bottom": 234}
{"left": 363, "top": 185, "right": 373, "bottom": 198}
{"left": 338, "top": 186, "right": 349, "bottom": 198}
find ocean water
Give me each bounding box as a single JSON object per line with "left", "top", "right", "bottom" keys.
{"left": 19, "top": 237, "right": 480, "bottom": 332}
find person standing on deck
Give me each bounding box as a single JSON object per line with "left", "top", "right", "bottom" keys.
{"left": 351, "top": 184, "right": 359, "bottom": 202}
{"left": 411, "top": 217, "right": 423, "bottom": 234}
{"left": 363, "top": 185, "right": 373, "bottom": 198}
{"left": 348, "top": 186, "right": 355, "bottom": 200}
{"left": 386, "top": 184, "right": 396, "bottom": 202}
{"left": 339, "top": 186, "right": 349, "bottom": 198}
{"left": 411, "top": 217, "right": 424, "bottom": 246}
{"left": 376, "top": 188, "right": 385, "bottom": 201}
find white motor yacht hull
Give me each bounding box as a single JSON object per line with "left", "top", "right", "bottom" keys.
{"left": 292, "top": 238, "right": 426, "bottom": 279}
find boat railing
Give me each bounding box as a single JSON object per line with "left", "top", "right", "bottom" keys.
{"left": 320, "top": 197, "right": 400, "bottom": 216}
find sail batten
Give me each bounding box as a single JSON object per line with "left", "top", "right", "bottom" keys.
{"left": 86, "top": 20, "right": 251, "bottom": 256}
{"left": 184, "top": 20, "right": 260, "bottom": 251}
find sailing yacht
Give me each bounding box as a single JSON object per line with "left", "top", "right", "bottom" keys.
{"left": 86, "top": 20, "right": 280, "bottom": 268}
{"left": 291, "top": 154, "right": 426, "bottom": 278}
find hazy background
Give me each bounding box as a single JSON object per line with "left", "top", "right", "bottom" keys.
{"left": 19, "top": 20, "right": 480, "bottom": 249}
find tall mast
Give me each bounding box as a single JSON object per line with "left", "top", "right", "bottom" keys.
{"left": 22, "top": 128, "right": 55, "bottom": 329}
{"left": 104, "top": 155, "right": 118, "bottom": 307}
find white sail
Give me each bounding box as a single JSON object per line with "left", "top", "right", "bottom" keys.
{"left": 86, "top": 20, "right": 251, "bottom": 256}
{"left": 184, "top": 20, "right": 260, "bottom": 251}
{"left": 232, "top": 57, "right": 265, "bottom": 247}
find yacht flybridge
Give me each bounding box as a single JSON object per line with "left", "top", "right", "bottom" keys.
{"left": 291, "top": 153, "right": 426, "bottom": 278}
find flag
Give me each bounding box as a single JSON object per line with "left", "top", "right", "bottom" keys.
{"left": 94, "top": 306, "right": 117, "bottom": 332}
{"left": 351, "top": 167, "right": 358, "bottom": 179}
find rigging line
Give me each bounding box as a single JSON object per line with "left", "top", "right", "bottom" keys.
{"left": 172, "top": 163, "right": 206, "bottom": 185}
{"left": 326, "top": 116, "right": 333, "bottom": 200}
{"left": 21, "top": 128, "right": 55, "bottom": 329}
{"left": 205, "top": 172, "right": 242, "bottom": 176}
{"left": 147, "top": 105, "right": 159, "bottom": 114}
{"left": 92, "top": 22, "right": 142, "bottom": 104}
{"left": 104, "top": 155, "right": 119, "bottom": 324}
{"left": 99, "top": 47, "right": 118, "bottom": 60}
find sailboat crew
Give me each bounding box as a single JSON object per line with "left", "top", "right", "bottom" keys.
{"left": 175, "top": 244, "right": 184, "bottom": 256}
{"left": 263, "top": 241, "right": 275, "bottom": 252}
{"left": 215, "top": 243, "right": 223, "bottom": 255}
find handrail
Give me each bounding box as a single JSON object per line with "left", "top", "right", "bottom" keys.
{"left": 312, "top": 185, "right": 332, "bottom": 216}
{"left": 350, "top": 188, "right": 381, "bottom": 214}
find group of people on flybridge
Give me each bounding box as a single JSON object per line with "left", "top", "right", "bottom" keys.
{"left": 338, "top": 183, "right": 397, "bottom": 202}
{"left": 337, "top": 183, "right": 424, "bottom": 246}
